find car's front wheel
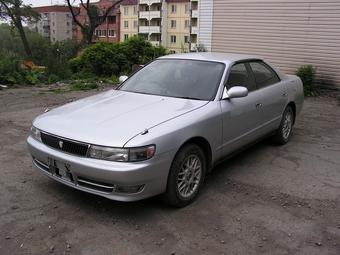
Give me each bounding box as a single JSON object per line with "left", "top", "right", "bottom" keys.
{"left": 160, "top": 143, "right": 205, "bottom": 207}
{"left": 274, "top": 106, "right": 294, "bottom": 145}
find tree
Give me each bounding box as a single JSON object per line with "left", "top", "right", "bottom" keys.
{"left": 66, "top": 0, "right": 123, "bottom": 46}
{"left": 0, "top": 0, "right": 41, "bottom": 60}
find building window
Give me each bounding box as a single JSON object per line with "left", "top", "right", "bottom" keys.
{"left": 124, "top": 34, "right": 129, "bottom": 40}
{"left": 171, "top": 5, "right": 177, "bottom": 13}
{"left": 52, "top": 22, "right": 55, "bottom": 26}
{"left": 134, "top": 6, "right": 138, "bottom": 15}
{"left": 66, "top": 14, "right": 70, "bottom": 18}
{"left": 145, "top": 6, "right": 149, "bottom": 11}
{"left": 94, "top": 30, "right": 106, "bottom": 37}
{"left": 170, "top": 35, "right": 176, "bottom": 44}
{"left": 133, "top": 20, "right": 138, "bottom": 29}
{"left": 53, "top": 30, "right": 55, "bottom": 34}
{"left": 109, "top": 30, "right": 116, "bottom": 37}
{"left": 157, "top": 5, "right": 161, "bottom": 11}
{"left": 66, "top": 22, "right": 70, "bottom": 26}
{"left": 124, "top": 7, "right": 128, "bottom": 15}
{"left": 85, "top": 19, "right": 89, "bottom": 25}
{"left": 171, "top": 20, "right": 176, "bottom": 29}
{"left": 184, "top": 35, "right": 189, "bottom": 44}
{"left": 185, "top": 4, "right": 190, "bottom": 13}
{"left": 184, "top": 20, "right": 189, "bottom": 29}
{"left": 108, "top": 16, "right": 116, "bottom": 24}
{"left": 170, "top": 50, "right": 176, "bottom": 54}
{"left": 124, "top": 21, "right": 129, "bottom": 28}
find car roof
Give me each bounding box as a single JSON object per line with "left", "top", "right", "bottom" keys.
{"left": 158, "top": 52, "right": 263, "bottom": 65}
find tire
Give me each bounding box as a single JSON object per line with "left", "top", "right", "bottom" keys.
{"left": 160, "top": 143, "right": 206, "bottom": 207}
{"left": 274, "top": 106, "right": 294, "bottom": 145}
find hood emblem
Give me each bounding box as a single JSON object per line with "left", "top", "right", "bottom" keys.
{"left": 59, "top": 141, "right": 63, "bottom": 149}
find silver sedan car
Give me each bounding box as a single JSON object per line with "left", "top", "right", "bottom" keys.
{"left": 27, "top": 53, "right": 304, "bottom": 207}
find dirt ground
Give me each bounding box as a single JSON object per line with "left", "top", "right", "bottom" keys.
{"left": 0, "top": 85, "right": 339, "bottom": 255}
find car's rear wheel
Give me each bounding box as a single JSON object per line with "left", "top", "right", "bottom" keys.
{"left": 160, "top": 143, "right": 205, "bottom": 207}
{"left": 274, "top": 106, "right": 294, "bottom": 145}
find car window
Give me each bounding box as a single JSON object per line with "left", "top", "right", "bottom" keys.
{"left": 119, "top": 59, "right": 225, "bottom": 100}
{"left": 226, "top": 63, "right": 257, "bottom": 92}
{"left": 249, "top": 61, "right": 280, "bottom": 88}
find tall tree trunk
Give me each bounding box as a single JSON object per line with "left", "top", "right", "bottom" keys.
{"left": 15, "top": 18, "right": 33, "bottom": 60}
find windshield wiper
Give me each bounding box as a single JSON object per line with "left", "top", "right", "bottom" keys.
{"left": 177, "top": 96, "right": 201, "bottom": 100}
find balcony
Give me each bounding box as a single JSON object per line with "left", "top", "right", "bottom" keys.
{"left": 42, "top": 31, "right": 50, "bottom": 37}
{"left": 191, "top": 10, "right": 198, "bottom": 18}
{"left": 150, "top": 41, "right": 161, "bottom": 46}
{"left": 139, "top": 0, "right": 161, "bottom": 5}
{"left": 139, "top": 26, "right": 160, "bottom": 34}
{"left": 139, "top": 11, "right": 161, "bottom": 20}
{"left": 191, "top": 26, "right": 198, "bottom": 34}
{"left": 42, "top": 16, "right": 50, "bottom": 21}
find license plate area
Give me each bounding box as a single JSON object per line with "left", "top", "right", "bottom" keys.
{"left": 49, "top": 158, "right": 73, "bottom": 181}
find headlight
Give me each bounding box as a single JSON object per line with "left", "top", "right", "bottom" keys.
{"left": 31, "top": 126, "right": 42, "bottom": 142}
{"left": 88, "top": 145, "right": 155, "bottom": 162}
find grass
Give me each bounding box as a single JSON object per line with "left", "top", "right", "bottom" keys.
{"left": 69, "top": 82, "right": 99, "bottom": 91}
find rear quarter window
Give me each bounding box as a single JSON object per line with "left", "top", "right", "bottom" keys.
{"left": 249, "top": 62, "right": 280, "bottom": 88}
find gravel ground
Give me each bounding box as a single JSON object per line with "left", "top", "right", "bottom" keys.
{"left": 0, "top": 85, "right": 339, "bottom": 255}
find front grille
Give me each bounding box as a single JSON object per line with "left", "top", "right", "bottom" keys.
{"left": 41, "top": 132, "right": 89, "bottom": 157}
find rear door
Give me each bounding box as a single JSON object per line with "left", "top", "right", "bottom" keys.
{"left": 248, "top": 61, "right": 288, "bottom": 136}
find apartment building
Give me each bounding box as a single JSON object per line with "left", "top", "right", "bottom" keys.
{"left": 119, "top": 0, "right": 139, "bottom": 41}
{"left": 120, "top": 0, "right": 197, "bottom": 53}
{"left": 30, "top": 1, "right": 200, "bottom": 53}
{"left": 166, "top": 0, "right": 191, "bottom": 53}
{"left": 76, "top": 0, "right": 121, "bottom": 43}
{"left": 189, "top": 0, "right": 198, "bottom": 51}
{"left": 29, "top": 6, "right": 78, "bottom": 44}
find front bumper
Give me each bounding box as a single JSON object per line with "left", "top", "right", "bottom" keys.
{"left": 27, "top": 136, "right": 175, "bottom": 201}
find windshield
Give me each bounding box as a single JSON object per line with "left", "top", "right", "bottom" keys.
{"left": 119, "top": 59, "right": 225, "bottom": 100}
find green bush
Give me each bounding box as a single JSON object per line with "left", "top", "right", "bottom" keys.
{"left": 296, "top": 65, "right": 318, "bottom": 97}
{"left": 25, "top": 72, "right": 40, "bottom": 85}
{"left": 48, "top": 74, "right": 60, "bottom": 84}
{"left": 69, "top": 37, "right": 168, "bottom": 78}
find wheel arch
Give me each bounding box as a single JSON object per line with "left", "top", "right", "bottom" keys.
{"left": 287, "top": 101, "right": 296, "bottom": 125}
{"left": 182, "top": 137, "right": 213, "bottom": 175}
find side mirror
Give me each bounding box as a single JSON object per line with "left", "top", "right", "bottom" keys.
{"left": 119, "top": 75, "right": 128, "bottom": 84}
{"left": 222, "top": 86, "right": 248, "bottom": 99}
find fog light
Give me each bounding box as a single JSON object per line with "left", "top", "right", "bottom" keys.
{"left": 116, "top": 185, "right": 145, "bottom": 194}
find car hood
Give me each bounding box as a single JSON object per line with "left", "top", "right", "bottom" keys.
{"left": 33, "top": 90, "right": 208, "bottom": 147}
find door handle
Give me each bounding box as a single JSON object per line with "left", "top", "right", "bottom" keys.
{"left": 283, "top": 93, "right": 288, "bottom": 97}
{"left": 256, "top": 103, "right": 262, "bottom": 108}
